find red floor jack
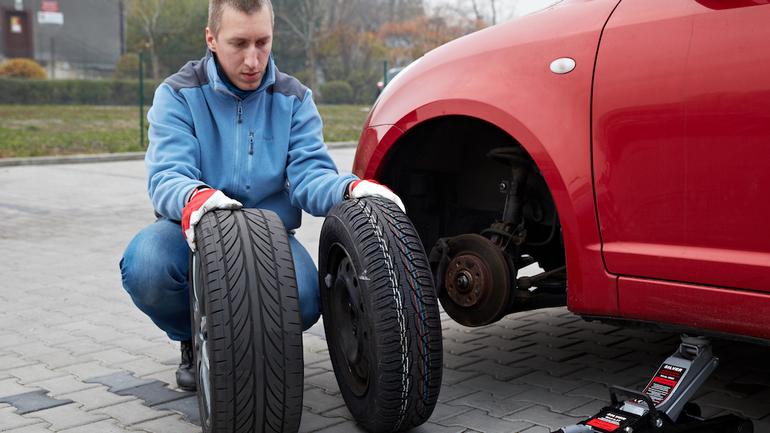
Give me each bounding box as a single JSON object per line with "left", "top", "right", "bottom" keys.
{"left": 552, "top": 336, "right": 754, "bottom": 433}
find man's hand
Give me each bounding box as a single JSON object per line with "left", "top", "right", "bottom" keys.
{"left": 182, "top": 188, "right": 242, "bottom": 251}
{"left": 348, "top": 179, "right": 406, "bottom": 213}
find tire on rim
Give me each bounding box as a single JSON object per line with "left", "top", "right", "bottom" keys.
{"left": 191, "top": 208, "right": 304, "bottom": 433}
{"left": 319, "top": 197, "right": 443, "bottom": 433}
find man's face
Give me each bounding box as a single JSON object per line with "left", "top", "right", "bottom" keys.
{"left": 206, "top": 4, "right": 273, "bottom": 91}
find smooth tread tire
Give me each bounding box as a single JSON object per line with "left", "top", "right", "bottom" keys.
{"left": 319, "top": 197, "right": 443, "bottom": 433}
{"left": 191, "top": 208, "right": 304, "bottom": 433}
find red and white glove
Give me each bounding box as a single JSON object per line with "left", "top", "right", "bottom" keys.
{"left": 182, "top": 188, "right": 242, "bottom": 251}
{"left": 348, "top": 179, "right": 406, "bottom": 213}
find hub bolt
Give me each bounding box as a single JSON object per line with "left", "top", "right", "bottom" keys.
{"left": 456, "top": 273, "right": 470, "bottom": 289}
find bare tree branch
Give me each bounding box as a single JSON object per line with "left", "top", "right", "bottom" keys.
{"left": 489, "top": 0, "right": 497, "bottom": 25}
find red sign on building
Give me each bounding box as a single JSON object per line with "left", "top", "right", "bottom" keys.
{"left": 40, "top": 0, "right": 60, "bottom": 13}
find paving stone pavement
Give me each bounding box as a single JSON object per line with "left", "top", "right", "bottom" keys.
{"left": 1, "top": 149, "right": 769, "bottom": 432}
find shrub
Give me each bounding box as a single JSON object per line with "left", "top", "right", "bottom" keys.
{"left": 114, "top": 53, "right": 141, "bottom": 79}
{"left": 292, "top": 69, "right": 312, "bottom": 87}
{"left": 0, "top": 58, "right": 47, "bottom": 80}
{"left": 347, "top": 70, "right": 379, "bottom": 104}
{"left": 320, "top": 80, "right": 354, "bottom": 104}
{"left": 1, "top": 78, "right": 49, "bottom": 103}
{"left": 0, "top": 78, "right": 160, "bottom": 105}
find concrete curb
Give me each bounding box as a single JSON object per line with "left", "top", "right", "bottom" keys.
{"left": 0, "top": 141, "right": 357, "bottom": 168}
{"left": 326, "top": 141, "right": 357, "bottom": 149}
{"left": 0, "top": 152, "right": 147, "bottom": 167}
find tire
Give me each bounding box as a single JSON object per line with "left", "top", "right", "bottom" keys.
{"left": 191, "top": 209, "right": 304, "bottom": 433}
{"left": 319, "top": 197, "right": 443, "bottom": 433}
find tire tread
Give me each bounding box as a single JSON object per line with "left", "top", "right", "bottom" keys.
{"left": 194, "top": 209, "right": 303, "bottom": 433}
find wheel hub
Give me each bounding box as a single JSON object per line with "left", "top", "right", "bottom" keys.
{"left": 445, "top": 254, "right": 490, "bottom": 307}
{"left": 436, "top": 234, "right": 513, "bottom": 327}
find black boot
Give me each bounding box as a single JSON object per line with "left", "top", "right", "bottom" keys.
{"left": 176, "top": 340, "right": 197, "bottom": 391}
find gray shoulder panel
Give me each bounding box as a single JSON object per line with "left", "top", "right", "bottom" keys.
{"left": 164, "top": 57, "right": 209, "bottom": 91}
{"left": 270, "top": 70, "right": 308, "bottom": 102}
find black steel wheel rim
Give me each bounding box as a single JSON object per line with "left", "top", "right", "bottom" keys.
{"left": 330, "top": 253, "right": 370, "bottom": 397}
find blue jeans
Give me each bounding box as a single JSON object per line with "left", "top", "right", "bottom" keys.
{"left": 120, "top": 218, "right": 320, "bottom": 341}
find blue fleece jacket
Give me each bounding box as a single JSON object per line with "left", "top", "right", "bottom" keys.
{"left": 145, "top": 53, "right": 357, "bottom": 230}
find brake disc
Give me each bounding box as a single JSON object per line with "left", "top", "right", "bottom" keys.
{"left": 438, "top": 233, "right": 512, "bottom": 327}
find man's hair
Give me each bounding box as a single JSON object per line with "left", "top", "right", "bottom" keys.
{"left": 208, "top": 0, "right": 274, "bottom": 35}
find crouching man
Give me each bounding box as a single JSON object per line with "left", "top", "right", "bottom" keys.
{"left": 119, "top": 0, "right": 403, "bottom": 391}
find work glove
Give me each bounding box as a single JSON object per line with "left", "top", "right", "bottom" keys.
{"left": 182, "top": 188, "right": 242, "bottom": 251}
{"left": 348, "top": 179, "right": 406, "bottom": 213}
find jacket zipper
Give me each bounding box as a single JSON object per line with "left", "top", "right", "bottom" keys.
{"left": 233, "top": 100, "right": 243, "bottom": 190}
{"left": 247, "top": 130, "right": 255, "bottom": 182}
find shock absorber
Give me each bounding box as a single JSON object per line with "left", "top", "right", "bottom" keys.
{"left": 484, "top": 146, "right": 532, "bottom": 255}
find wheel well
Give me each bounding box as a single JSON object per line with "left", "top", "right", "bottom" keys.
{"left": 378, "top": 115, "right": 565, "bottom": 271}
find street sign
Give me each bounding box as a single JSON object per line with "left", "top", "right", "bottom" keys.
{"left": 37, "top": 11, "right": 63, "bottom": 25}
{"left": 41, "top": 0, "right": 60, "bottom": 12}
{"left": 38, "top": 0, "right": 63, "bottom": 25}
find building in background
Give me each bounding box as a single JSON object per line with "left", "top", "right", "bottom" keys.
{"left": 0, "top": 0, "right": 122, "bottom": 78}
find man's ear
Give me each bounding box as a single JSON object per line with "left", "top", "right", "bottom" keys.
{"left": 205, "top": 27, "right": 217, "bottom": 52}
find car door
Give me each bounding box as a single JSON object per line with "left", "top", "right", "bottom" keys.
{"left": 592, "top": 0, "right": 770, "bottom": 292}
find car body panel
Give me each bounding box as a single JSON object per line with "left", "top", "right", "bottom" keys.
{"left": 618, "top": 277, "right": 770, "bottom": 340}
{"left": 593, "top": 0, "right": 770, "bottom": 297}
{"left": 353, "top": 0, "right": 770, "bottom": 340}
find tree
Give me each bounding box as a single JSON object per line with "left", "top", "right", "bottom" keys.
{"left": 317, "top": 28, "right": 388, "bottom": 102}
{"left": 430, "top": 0, "right": 518, "bottom": 27}
{"left": 273, "top": 0, "right": 358, "bottom": 91}
{"left": 379, "top": 14, "right": 468, "bottom": 62}
{"left": 127, "top": 0, "right": 166, "bottom": 78}
{"left": 273, "top": 0, "right": 427, "bottom": 91}
{"left": 126, "top": 0, "right": 207, "bottom": 78}
{"left": 384, "top": 0, "right": 425, "bottom": 23}
{"left": 468, "top": 0, "right": 497, "bottom": 25}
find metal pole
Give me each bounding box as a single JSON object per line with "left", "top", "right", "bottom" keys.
{"left": 139, "top": 51, "right": 145, "bottom": 148}
{"left": 50, "top": 37, "right": 55, "bottom": 79}
{"left": 383, "top": 60, "right": 388, "bottom": 87}
{"left": 118, "top": 0, "right": 126, "bottom": 55}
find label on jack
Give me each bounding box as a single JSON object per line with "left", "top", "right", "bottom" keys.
{"left": 583, "top": 409, "right": 637, "bottom": 432}
{"left": 643, "top": 363, "right": 686, "bottom": 405}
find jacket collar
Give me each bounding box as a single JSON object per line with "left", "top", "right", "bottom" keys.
{"left": 205, "top": 50, "right": 276, "bottom": 99}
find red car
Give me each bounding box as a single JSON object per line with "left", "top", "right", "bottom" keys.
{"left": 353, "top": 0, "right": 770, "bottom": 342}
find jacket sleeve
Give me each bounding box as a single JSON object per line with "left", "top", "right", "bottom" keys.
{"left": 145, "top": 83, "right": 207, "bottom": 221}
{"left": 285, "top": 89, "right": 358, "bottom": 216}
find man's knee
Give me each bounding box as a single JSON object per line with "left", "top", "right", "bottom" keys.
{"left": 289, "top": 235, "right": 321, "bottom": 330}
{"left": 298, "top": 273, "right": 321, "bottom": 331}
{"left": 120, "top": 222, "right": 189, "bottom": 312}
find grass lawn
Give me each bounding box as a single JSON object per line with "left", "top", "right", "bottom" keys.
{"left": 317, "top": 104, "right": 371, "bottom": 143}
{"left": 0, "top": 104, "right": 370, "bottom": 158}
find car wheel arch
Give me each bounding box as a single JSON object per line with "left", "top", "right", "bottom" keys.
{"left": 370, "top": 111, "right": 572, "bottom": 275}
